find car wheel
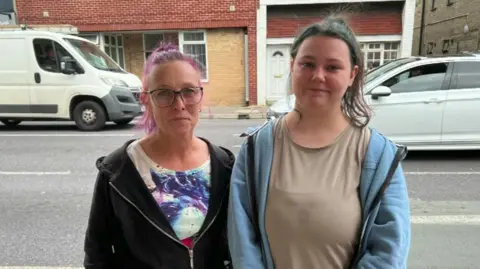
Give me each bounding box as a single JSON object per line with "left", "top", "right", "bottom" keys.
{"left": 73, "top": 100, "right": 106, "bottom": 131}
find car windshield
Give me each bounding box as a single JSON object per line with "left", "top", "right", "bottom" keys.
{"left": 365, "top": 57, "right": 421, "bottom": 84}
{"left": 64, "top": 38, "right": 124, "bottom": 72}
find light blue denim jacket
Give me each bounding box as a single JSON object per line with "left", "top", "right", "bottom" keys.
{"left": 227, "top": 119, "right": 411, "bottom": 269}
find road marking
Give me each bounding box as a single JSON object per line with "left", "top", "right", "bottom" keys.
{"left": 0, "top": 267, "right": 82, "bottom": 269}
{"left": 405, "top": 171, "right": 480, "bottom": 175}
{"left": 0, "top": 171, "right": 71, "bottom": 175}
{"left": 2, "top": 169, "right": 479, "bottom": 177}
{"left": 411, "top": 215, "right": 480, "bottom": 225}
{"left": 0, "top": 133, "right": 135, "bottom": 137}
{"left": 232, "top": 145, "right": 241, "bottom": 148}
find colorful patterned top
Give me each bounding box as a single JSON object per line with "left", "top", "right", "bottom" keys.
{"left": 127, "top": 140, "right": 211, "bottom": 248}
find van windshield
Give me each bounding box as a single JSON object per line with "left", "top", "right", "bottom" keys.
{"left": 365, "top": 57, "right": 421, "bottom": 84}
{"left": 64, "top": 38, "right": 125, "bottom": 73}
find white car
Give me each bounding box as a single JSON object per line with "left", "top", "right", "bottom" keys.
{"left": 266, "top": 55, "right": 480, "bottom": 151}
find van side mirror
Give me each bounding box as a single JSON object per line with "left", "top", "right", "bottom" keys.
{"left": 371, "top": 86, "right": 392, "bottom": 100}
{"left": 60, "top": 56, "right": 77, "bottom": 75}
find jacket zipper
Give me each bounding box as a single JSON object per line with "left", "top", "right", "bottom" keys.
{"left": 189, "top": 195, "right": 225, "bottom": 269}
{"left": 110, "top": 182, "right": 225, "bottom": 269}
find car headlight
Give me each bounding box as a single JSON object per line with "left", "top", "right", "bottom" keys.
{"left": 100, "top": 77, "right": 129, "bottom": 87}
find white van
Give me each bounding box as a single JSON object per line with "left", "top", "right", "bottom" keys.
{"left": 0, "top": 29, "right": 143, "bottom": 131}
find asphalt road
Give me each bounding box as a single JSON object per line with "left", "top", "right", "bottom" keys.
{"left": 0, "top": 119, "right": 479, "bottom": 269}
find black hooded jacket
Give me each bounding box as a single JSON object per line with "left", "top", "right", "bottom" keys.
{"left": 83, "top": 138, "right": 235, "bottom": 269}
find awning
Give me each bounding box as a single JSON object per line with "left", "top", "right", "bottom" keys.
{"left": 0, "top": 0, "right": 14, "bottom": 13}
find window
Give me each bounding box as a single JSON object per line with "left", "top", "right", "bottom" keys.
{"left": 180, "top": 31, "right": 208, "bottom": 80}
{"left": 104, "top": 34, "right": 125, "bottom": 68}
{"left": 381, "top": 63, "right": 448, "bottom": 93}
{"left": 0, "top": 12, "right": 15, "bottom": 25}
{"left": 78, "top": 34, "right": 99, "bottom": 45}
{"left": 365, "top": 57, "right": 420, "bottom": 84}
{"left": 64, "top": 38, "right": 123, "bottom": 72}
{"left": 33, "top": 38, "right": 75, "bottom": 73}
{"left": 447, "top": 0, "right": 454, "bottom": 5}
{"left": 431, "top": 0, "right": 436, "bottom": 10}
{"left": 454, "top": 62, "right": 480, "bottom": 89}
{"left": 144, "top": 33, "right": 164, "bottom": 59}
{"left": 361, "top": 42, "right": 400, "bottom": 70}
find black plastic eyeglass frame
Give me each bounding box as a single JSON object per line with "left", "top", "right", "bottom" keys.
{"left": 146, "top": 87, "right": 203, "bottom": 108}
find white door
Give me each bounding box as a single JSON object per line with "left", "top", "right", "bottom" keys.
{"left": 267, "top": 45, "right": 290, "bottom": 101}
{"left": 441, "top": 61, "right": 480, "bottom": 144}
{"left": 29, "top": 37, "right": 85, "bottom": 119}
{"left": 366, "top": 62, "right": 450, "bottom": 146}
{"left": 0, "top": 36, "right": 31, "bottom": 117}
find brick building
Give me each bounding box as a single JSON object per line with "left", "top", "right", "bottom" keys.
{"left": 256, "top": 0, "right": 416, "bottom": 105}
{"left": 12, "top": 0, "right": 417, "bottom": 106}
{"left": 14, "top": 0, "right": 258, "bottom": 106}
{"left": 412, "top": 0, "right": 480, "bottom": 56}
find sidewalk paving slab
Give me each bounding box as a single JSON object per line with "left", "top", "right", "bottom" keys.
{"left": 199, "top": 106, "right": 268, "bottom": 119}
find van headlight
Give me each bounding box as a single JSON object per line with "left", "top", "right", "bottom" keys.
{"left": 101, "top": 77, "right": 129, "bottom": 87}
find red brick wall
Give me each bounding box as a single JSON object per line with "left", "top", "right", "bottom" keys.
{"left": 16, "top": 0, "right": 259, "bottom": 104}
{"left": 267, "top": 2, "right": 403, "bottom": 38}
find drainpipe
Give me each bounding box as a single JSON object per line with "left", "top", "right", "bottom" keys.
{"left": 418, "top": 0, "right": 426, "bottom": 55}
{"left": 244, "top": 28, "right": 250, "bottom": 106}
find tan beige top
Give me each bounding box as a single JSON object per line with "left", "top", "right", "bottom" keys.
{"left": 265, "top": 117, "right": 371, "bottom": 269}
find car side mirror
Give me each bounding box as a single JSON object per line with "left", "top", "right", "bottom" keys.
{"left": 371, "top": 86, "right": 392, "bottom": 100}
{"left": 60, "top": 56, "right": 77, "bottom": 75}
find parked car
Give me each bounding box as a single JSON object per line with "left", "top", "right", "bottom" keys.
{"left": 0, "top": 29, "right": 143, "bottom": 131}
{"left": 266, "top": 55, "right": 480, "bottom": 150}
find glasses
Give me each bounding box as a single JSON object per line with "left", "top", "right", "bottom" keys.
{"left": 146, "top": 87, "right": 203, "bottom": 108}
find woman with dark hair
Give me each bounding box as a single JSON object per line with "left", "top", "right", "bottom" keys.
{"left": 83, "top": 42, "right": 234, "bottom": 269}
{"left": 228, "top": 17, "right": 410, "bottom": 269}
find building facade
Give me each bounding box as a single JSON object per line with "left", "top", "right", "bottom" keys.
{"left": 256, "top": 0, "right": 416, "bottom": 105}
{"left": 14, "top": 0, "right": 258, "bottom": 106}
{"left": 412, "top": 0, "right": 480, "bottom": 56}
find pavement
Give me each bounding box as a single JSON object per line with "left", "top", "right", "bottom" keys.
{"left": 199, "top": 105, "right": 269, "bottom": 119}
{"left": 0, "top": 119, "right": 479, "bottom": 269}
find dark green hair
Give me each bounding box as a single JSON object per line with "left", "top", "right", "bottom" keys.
{"left": 290, "top": 16, "right": 371, "bottom": 128}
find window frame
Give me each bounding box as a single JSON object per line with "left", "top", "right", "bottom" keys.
{"left": 361, "top": 42, "right": 401, "bottom": 70}
{"left": 179, "top": 30, "right": 209, "bottom": 82}
{"left": 104, "top": 34, "right": 125, "bottom": 69}
{"left": 143, "top": 32, "right": 165, "bottom": 61}
{"left": 32, "top": 38, "right": 77, "bottom": 74}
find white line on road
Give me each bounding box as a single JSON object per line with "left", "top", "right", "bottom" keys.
{"left": 405, "top": 171, "right": 480, "bottom": 175}
{"left": 0, "top": 133, "right": 135, "bottom": 137}
{"left": 411, "top": 215, "right": 480, "bottom": 225}
{"left": 0, "top": 171, "right": 71, "bottom": 175}
{"left": 0, "top": 267, "right": 82, "bottom": 269}
{"left": 2, "top": 170, "right": 479, "bottom": 177}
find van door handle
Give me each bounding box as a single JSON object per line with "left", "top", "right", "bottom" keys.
{"left": 423, "top": 98, "right": 444, "bottom": 104}
{"left": 34, "top": 72, "right": 41, "bottom": 84}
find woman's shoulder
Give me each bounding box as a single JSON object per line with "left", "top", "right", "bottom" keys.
{"left": 364, "top": 128, "right": 406, "bottom": 165}
{"left": 198, "top": 137, "right": 236, "bottom": 170}
{"left": 95, "top": 139, "right": 137, "bottom": 173}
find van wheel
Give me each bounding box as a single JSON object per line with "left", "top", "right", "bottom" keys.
{"left": 1, "top": 119, "right": 22, "bottom": 126}
{"left": 114, "top": 119, "right": 134, "bottom": 125}
{"left": 73, "top": 101, "right": 106, "bottom": 131}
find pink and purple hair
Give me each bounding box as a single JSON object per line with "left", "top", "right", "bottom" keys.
{"left": 137, "top": 42, "right": 203, "bottom": 134}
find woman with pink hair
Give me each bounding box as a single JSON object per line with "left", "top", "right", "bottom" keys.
{"left": 83, "top": 42, "right": 235, "bottom": 269}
